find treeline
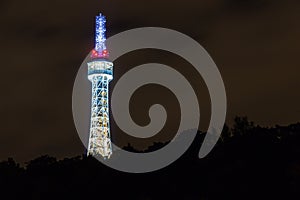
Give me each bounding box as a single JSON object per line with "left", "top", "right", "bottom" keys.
{"left": 1, "top": 117, "right": 300, "bottom": 199}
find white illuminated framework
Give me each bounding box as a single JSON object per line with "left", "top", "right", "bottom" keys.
{"left": 87, "top": 13, "right": 113, "bottom": 159}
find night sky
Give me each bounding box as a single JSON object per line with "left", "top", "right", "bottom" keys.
{"left": 0, "top": 0, "right": 299, "bottom": 163}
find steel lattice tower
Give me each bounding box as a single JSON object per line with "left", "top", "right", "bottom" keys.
{"left": 87, "top": 13, "right": 113, "bottom": 158}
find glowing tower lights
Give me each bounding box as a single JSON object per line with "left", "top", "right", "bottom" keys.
{"left": 87, "top": 13, "right": 113, "bottom": 158}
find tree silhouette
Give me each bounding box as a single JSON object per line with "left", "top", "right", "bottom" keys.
{"left": 0, "top": 117, "right": 300, "bottom": 199}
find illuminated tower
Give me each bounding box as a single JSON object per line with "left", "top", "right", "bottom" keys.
{"left": 87, "top": 13, "right": 113, "bottom": 158}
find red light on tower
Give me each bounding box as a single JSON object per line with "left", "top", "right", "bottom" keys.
{"left": 91, "top": 49, "right": 109, "bottom": 58}
{"left": 91, "top": 49, "right": 99, "bottom": 58}
{"left": 102, "top": 49, "right": 108, "bottom": 57}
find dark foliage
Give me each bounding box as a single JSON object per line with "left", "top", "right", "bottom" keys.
{"left": 1, "top": 117, "right": 300, "bottom": 199}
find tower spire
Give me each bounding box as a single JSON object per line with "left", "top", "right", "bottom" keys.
{"left": 92, "top": 13, "right": 109, "bottom": 58}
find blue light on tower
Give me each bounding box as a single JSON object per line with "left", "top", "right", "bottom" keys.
{"left": 87, "top": 13, "right": 113, "bottom": 158}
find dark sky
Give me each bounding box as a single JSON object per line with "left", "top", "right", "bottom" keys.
{"left": 0, "top": 0, "right": 299, "bottom": 163}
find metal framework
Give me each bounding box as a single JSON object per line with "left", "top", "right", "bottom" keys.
{"left": 87, "top": 13, "right": 113, "bottom": 159}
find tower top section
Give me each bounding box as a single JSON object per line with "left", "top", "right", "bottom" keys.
{"left": 91, "top": 13, "right": 109, "bottom": 58}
